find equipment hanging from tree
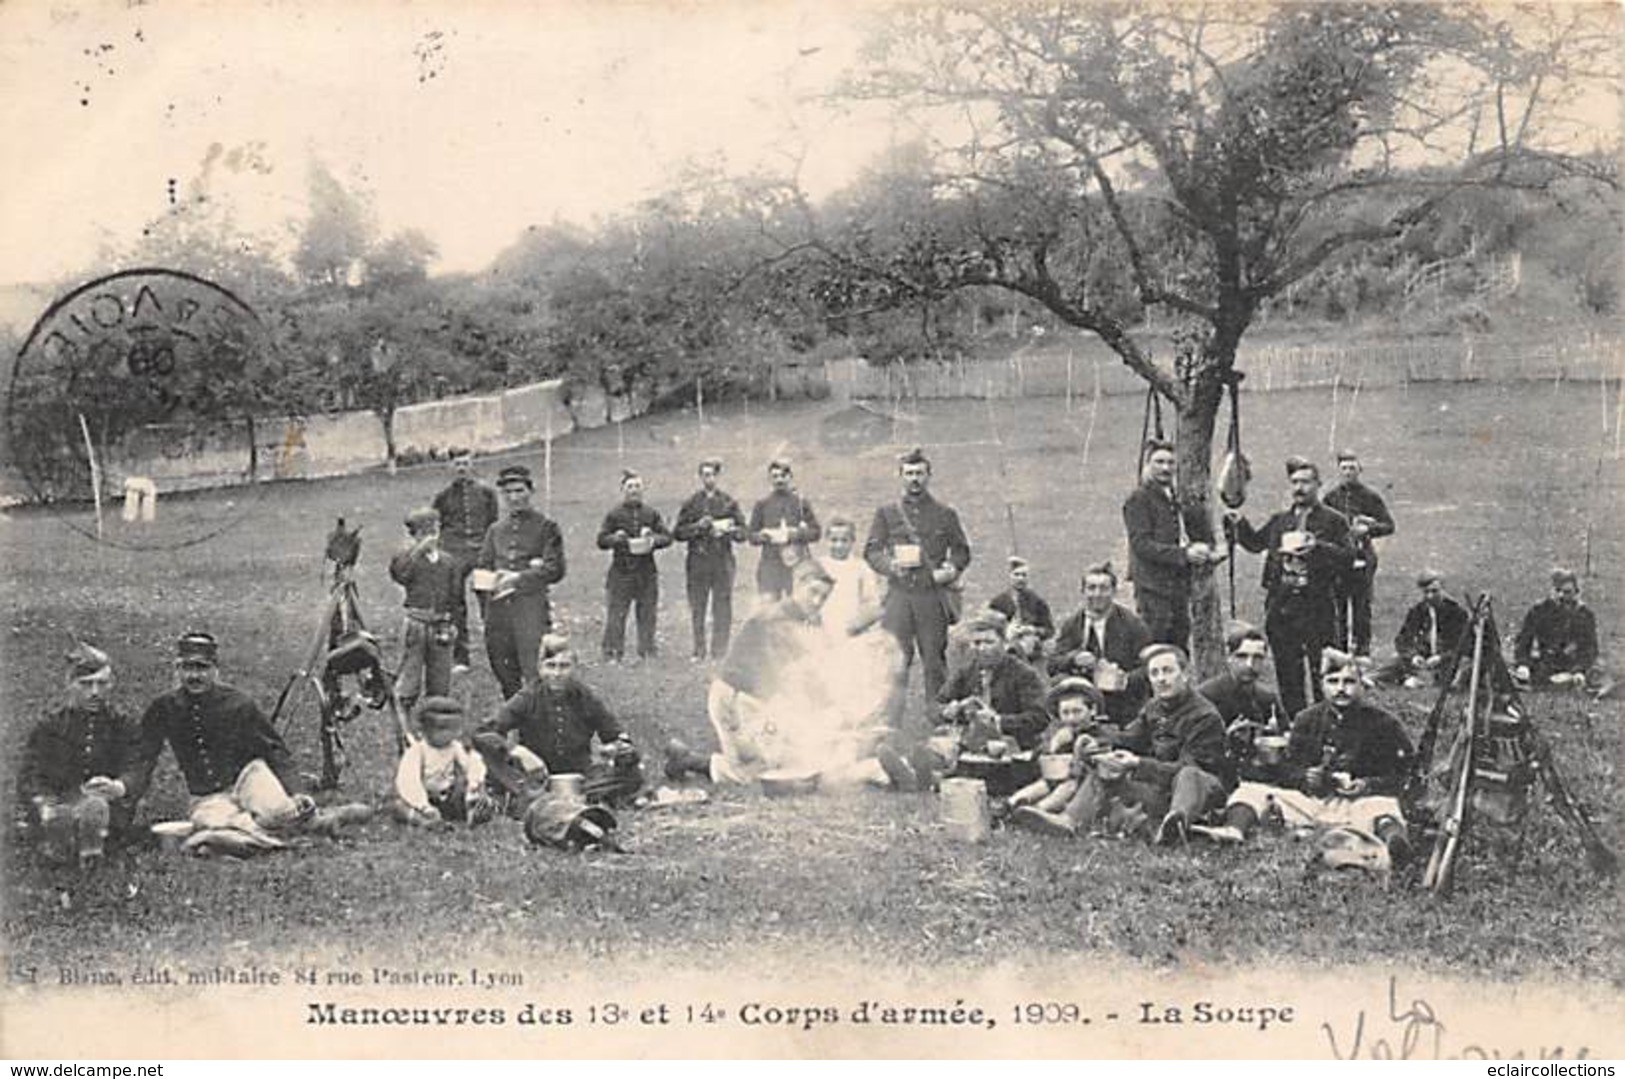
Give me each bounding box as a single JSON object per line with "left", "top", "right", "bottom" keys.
{"left": 268, "top": 518, "right": 412, "bottom": 789}
{"left": 1134, "top": 384, "right": 1169, "bottom": 482}
{"left": 1215, "top": 373, "right": 1251, "bottom": 618}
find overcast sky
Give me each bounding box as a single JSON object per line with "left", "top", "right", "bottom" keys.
{"left": 0, "top": 0, "right": 908, "bottom": 288}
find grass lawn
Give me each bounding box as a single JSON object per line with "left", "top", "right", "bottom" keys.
{"left": 2, "top": 378, "right": 1620, "bottom": 985}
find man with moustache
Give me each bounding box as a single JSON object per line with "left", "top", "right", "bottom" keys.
{"left": 476, "top": 464, "right": 567, "bottom": 698}
{"left": 1122, "top": 439, "right": 1216, "bottom": 649}
{"left": 673, "top": 458, "right": 745, "bottom": 662}
{"left": 1206, "top": 649, "right": 1414, "bottom": 861}
{"left": 596, "top": 469, "right": 673, "bottom": 663}
{"left": 1225, "top": 457, "right": 1354, "bottom": 720}
{"left": 123, "top": 633, "right": 359, "bottom": 849}
{"left": 17, "top": 644, "right": 137, "bottom": 867}
{"left": 1198, "top": 624, "right": 1284, "bottom": 730}
{"left": 864, "top": 447, "right": 973, "bottom": 712}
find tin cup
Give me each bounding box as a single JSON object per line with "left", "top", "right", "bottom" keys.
{"left": 549, "top": 773, "right": 585, "bottom": 801}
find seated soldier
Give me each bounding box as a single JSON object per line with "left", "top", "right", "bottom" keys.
{"left": 474, "top": 635, "right": 642, "bottom": 812}
{"left": 1374, "top": 570, "right": 1471, "bottom": 688}
{"left": 1514, "top": 568, "right": 1610, "bottom": 696}
{"left": 1014, "top": 644, "right": 1232, "bottom": 845}
{"left": 392, "top": 697, "right": 493, "bottom": 828}
{"left": 1202, "top": 649, "right": 1413, "bottom": 861}
{"left": 876, "top": 611, "right": 1050, "bottom": 793}
{"left": 1007, "top": 677, "right": 1107, "bottom": 813}
{"left": 123, "top": 632, "right": 374, "bottom": 853}
{"left": 667, "top": 559, "right": 888, "bottom": 786}
{"left": 1047, "top": 562, "right": 1153, "bottom": 726}
{"left": 1198, "top": 623, "right": 1286, "bottom": 779}
{"left": 988, "top": 556, "right": 1056, "bottom": 644}
{"left": 16, "top": 644, "right": 136, "bottom": 868}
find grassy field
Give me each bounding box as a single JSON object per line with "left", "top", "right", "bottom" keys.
{"left": 2, "top": 378, "right": 1620, "bottom": 984}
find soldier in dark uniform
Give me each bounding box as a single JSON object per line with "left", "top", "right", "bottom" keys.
{"left": 672, "top": 458, "right": 745, "bottom": 662}
{"left": 17, "top": 644, "right": 136, "bottom": 867}
{"left": 476, "top": 465, "right": 567, "bottom": 698}
{"left": 864, "top": 447, "right": 972, "bottom": 711}
{"left": 1047, "top": 563, "right": 1154, "bottom": 727}
{"left": 748, "top": 458, "right": 821, "bottom": 600}
{"left": 987, "top": 556, "right": 1056, "bottom": 644}
{"left": 431, "top": 452, "right": 500, "bottom": 670}
{"left": 1226, "top": 457, "right": 1354, "bottom": 720}
{"left": 1014, "top": 644, "right": 1232, "bottom": 844}
{"left": 1374, "top": 570, "right": 1471, "bottom": 687}
{"left": 596, "top": 469, "right": 673, "bottom": 662}
{"left": 1122, "top": 438, "right": 1216, "bottom": 649}
{"left": 1514, "top": 568, "right": 1607, "bottom": 693}
{"left": 1198, "top": 623, "right": 1284, "bottom": 729}
{"left": 473, "top": 635, "right": 640, "bottom": 809}
{"left": 1212, "top": 649, "right": 1414, "bottom": 860}
{"left": 1323, "top": 450, "right": 1396, "bottom": 658}
{"left": 123, "top": 633, "right": 317, "bottom": 839}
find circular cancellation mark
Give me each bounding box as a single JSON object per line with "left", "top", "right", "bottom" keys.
{"left": 5, "top": 268, "right": 276, "bottom": 550}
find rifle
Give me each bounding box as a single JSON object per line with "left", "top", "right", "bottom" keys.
{"left": 1422, "top": 608, "right": 1490, "bottom": 895}
{"left": 1406, "top": 593, "right": 1490, "bottom": 806}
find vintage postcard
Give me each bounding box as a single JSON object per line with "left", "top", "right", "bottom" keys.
{"left": 2, "top": 0, "right": 1620, "bottom": 1060}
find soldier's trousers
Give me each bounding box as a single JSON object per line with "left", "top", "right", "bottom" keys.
{"left": 604, "top": 568, "right": 659, "bottom": 659}
{"left": 685, "top": 560, "right": 734, "bottom": 659}
{"left": 485, "top": 594, "right": 551, "bottom": 699}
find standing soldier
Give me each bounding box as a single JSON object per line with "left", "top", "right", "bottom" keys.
{"left": 864, "top": 447, "right": 972, "bottom": 711}
{"left": 596, "top": 469, "right": 673, "bottom": 663}
{"left": 748, "top": 458, "right": 821, "bottom": 601}
{"left": 16, "top": 644, "right": 136, "bottom": 867}
{"left": 432, "top": 452, "right": 499, "bottom": 672}
{"left": 1323, "top": 450, "right": 1395, "bottom": 659}
{"left": 673, "top": 458, "right": 745, "bottom": 662}
{"left": 1226, "top": 457, "right": 1353, "bottom": 720}
{"left": 1122, "top": 438, "right": 1216, "bottom": 649}
{"left": 389, "top": 507, "right": 461, "bottom": 715}
{"left": 477, "top": 465, "right": 567, "bottom": 698}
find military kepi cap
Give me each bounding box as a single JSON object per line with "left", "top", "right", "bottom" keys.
{"left": 497, "top": 464, "right": 534, "bottom": 490}
{"left": 176, "top": 631, "right": 219, "bottom": 666}
{"left": 67, "top": 642, "right": 111, "bottom": 679}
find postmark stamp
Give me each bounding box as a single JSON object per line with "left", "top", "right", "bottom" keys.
{"left": 5, "top": 267, "right": 276, "bottom": 549}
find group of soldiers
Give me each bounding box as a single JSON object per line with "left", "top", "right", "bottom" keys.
{"left": 17, "top": 440, "right": 1611, "bottom": 868}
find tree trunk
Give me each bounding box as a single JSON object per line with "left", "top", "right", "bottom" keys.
{"left": 1178, "top": 365, "right": 1226, "bottom": 681}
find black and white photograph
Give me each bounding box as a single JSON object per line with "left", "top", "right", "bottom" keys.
{"left": 1, "top": 0, "right": 1621, "bottom": 1060}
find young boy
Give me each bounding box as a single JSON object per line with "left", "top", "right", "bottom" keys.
{"left": 393, "top": 698, "right": 493, "bottom": 827}
{"left": 389, "top": 507, "right": 462, "bottom": 716}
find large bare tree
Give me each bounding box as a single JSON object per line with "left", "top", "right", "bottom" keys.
{"left": 806, "top": 0, "right": 1621, "bottom": 672}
